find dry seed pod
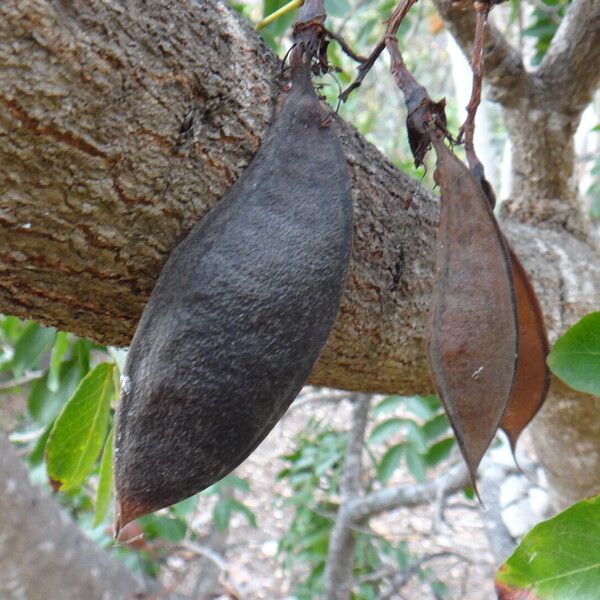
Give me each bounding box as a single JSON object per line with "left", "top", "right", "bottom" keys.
{"left": 113, "top": 44, "right": 352, "bottom": 532}
{"left": 428, "top": 137, "right": 518, "bottom": 482}
{"left": 500, "top": 247, "right": 550, "bottom": 450}
{"left": 472, "top": 168, "right": 550, "bottom": 450}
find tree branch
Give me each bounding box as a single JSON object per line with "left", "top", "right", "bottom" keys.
{"left": 324, "top": 394, "right": 372, "bottom": 600}
{"left": 537, "top": 0, "right": 600, "bottom": 114}
{"left": 432, "top": 0, "right": 529, "bottom": 106}
{"left": 348, "top": 462, "right": 470, "bottom": 522}
{"left": 0, "top": 432, "right": 147, "bottom": 600}
{"left": 1, "top": 1, "right": 599, "bottom": 396}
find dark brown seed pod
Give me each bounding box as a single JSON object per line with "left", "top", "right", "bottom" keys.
{"left": 113, "top": 42, "right": 353, "bottom": 533}
{"left": 428, "top": 137, "right": 519, "bottom": 483}
{"left": 500, "top": 246, "right": 550, "bottom": 451}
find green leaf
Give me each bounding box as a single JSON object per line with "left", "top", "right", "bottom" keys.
{"left": 401, "top": 396, "right": 436, "bottom": 420}
{"left": 373, "top": 395, "right": 405, "bottom": 417}
{"left": 369, "top": 417, "right": 405, "bottom": 444}
{"left": 404, "top": 420, "right": 428, "bottom": 454}
{"left": 28, "top": 361, "right": 82, "bottom": 425}
{"left": 424, "top": 437, "right": 455, "bottom": 467}
{"left": 227, "top": 498, "right": 257, "bottom": 528}
{"left": 47, "top": 332, "right": 70, "bottom": 392}
{"left": 139, "top": 514, "right": 187, "bottom": 542}
{"left": 547, "top": 312, "right": 600, "bottom": 396}
{"left": 170, "top": 495, "right": 198, "bottom": 518}
{"left": 377, "top": 444, "right": 405, "bottom": 483}
{"left": 406, "top": 446, "right": 427, "bottom": 483}
{"left": 28, "top": 423, "right": 53, "bottom": 466}
{"left": 11, "top": 323, "right": 56, "bottom": 376}
{"left": 496, "top": 495, "right": 600, "bottom": 599}
{"left": 213, "top": 499, "right": 231, "bottom": 532}
{"left": 93, "top": 428, "right": 114, "bottom": 527}
{"left": 46, "top": 363, "right": 114, "bottom": 490}
{"left": 422, "top": 413, "right": 451, "bottom": 441}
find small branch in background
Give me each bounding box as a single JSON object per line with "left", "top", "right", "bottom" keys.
{"left": 324, "top": 393, "right": 371, "bottom": 600}
{"left": 325, "top": 29, "right": 368, "bottom": 63}
{"left": 537, "top": 0, "right": 600, "bottom": 114}
{"left": 339, "top": 0, "right": 420, "bottom": 102}
{"left": 432, "top": 0, "right": 529, "bottom": 106}
{"left": 478, "top": 458, "right": 518, "bottom": 563}
{"left": 379, "top": 551, "right": 465, "bottom": 600}
{"left": 348, "top": 462, "right": 470, "bottom": 522}
{"left": 0, "top": 370, "right": 43, "bottom": 390}
{"left": 181, "top": 539, "right": 244, "bottom": 600}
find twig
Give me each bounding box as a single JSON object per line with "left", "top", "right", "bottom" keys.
{"left": 0, "top": 370, "right": 43, "bottom": 390}
{"left": 457, "top": 1, "right": 491, "bottom": 173}
{"left": 348, "top": 462, "right": 470, "bottom": 522}
{"left": 379, "top": 551, "right": 468, "bottom": 599}
{"left": 339, "top": 0, "right": 420, "bottom": 102}
{"left": 325, "top": 29, "right": 368, "bottom": 63}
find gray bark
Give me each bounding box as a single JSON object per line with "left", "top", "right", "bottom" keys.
{"left": 0, "top": 433, "right": 146, "bottom": 600}
{"left": 324, "top": 394, "right": 371, "bottom": 600}
{"left": 2, "top": 0, "right": 599, "bottom": 400}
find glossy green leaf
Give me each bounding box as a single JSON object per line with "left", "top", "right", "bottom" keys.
{"left": 547, "top": 312, "right": 600, "bottom": 396}
{"left": 47, "top": 332, "right": 70, "bottom": 392}
{"left": 377, "top": 444, "right": 405, "bottom": 483}
{"left": 46, "top": 363, "right": 114, "bottom": 490}
{"left": 496, "top": 495, "right": 600, "bottom": 599}
{"left": 93, "top": 428, "right": 114, "bottom": 527}
{"left": 11, "top": 323, "right": 56, "bottom": 376}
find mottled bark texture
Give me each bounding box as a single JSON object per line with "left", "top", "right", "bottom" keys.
{"left": 1, "top": 1, "right": 599, "bottom": 497}
{"left": 435, "top": 0, "right": 600, "bottom": 506}
{"left": 0, "top": 433, "right": 146, "bottom": 600}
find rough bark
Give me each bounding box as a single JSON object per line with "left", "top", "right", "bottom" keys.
{"left": 0, "top": 433, "right": 146, "bottom": 600}
{"left": 2, "top": 0, "right": 599, "bottom": 401}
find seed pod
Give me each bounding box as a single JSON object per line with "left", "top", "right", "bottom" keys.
{"left": 500, "top": 247, "right": 550, "bottom": 450}
{"left": 428, "top": 137, "right": 518, "bottom": 482}
{"left": 113, "top": 43, "right": 353, "bottom": 532}
{"left": 472, "top": 168, "right": 550, "bottom": 451}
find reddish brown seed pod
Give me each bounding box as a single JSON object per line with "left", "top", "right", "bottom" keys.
{"left": 428, "top": 137, "right": 519, "bottom": 482}
{"left": 500, "top": 247, "right": 550, "bottom": 450}
{"left": 113, "top": 34, "right": 353, "bottom": 532}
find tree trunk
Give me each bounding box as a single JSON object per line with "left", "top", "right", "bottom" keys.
{"left": 0, "top": 433, "right": 146, "bottom": 600}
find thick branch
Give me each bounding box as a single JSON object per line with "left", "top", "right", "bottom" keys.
{"left": 432, "top": 0, "right": 529, "bottom": 106}
{"left": 0, "top": 433, "right": 146, "bottom": 600}
{"left": 1, "top": 1, "right": 599, "bottom": 396}
{"left": 537, "top": 0, "right": 600, "bottom": 113}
